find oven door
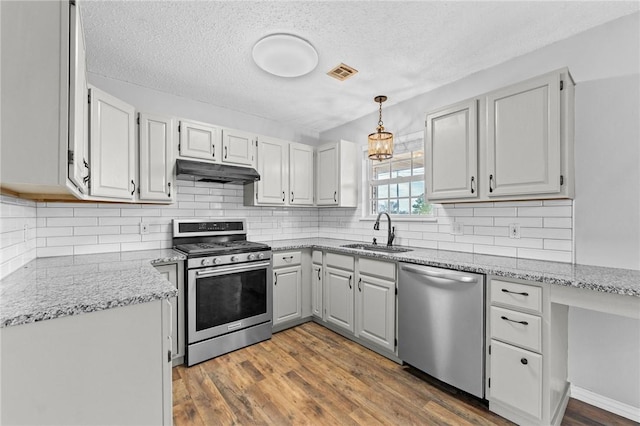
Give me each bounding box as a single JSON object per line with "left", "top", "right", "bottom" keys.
{"left": 187, "top": 261, "right": 272, "bottom": 344}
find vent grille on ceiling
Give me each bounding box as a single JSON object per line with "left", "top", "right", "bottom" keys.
{"left": 327, "top": 63, "right": 358, "bottom": 81}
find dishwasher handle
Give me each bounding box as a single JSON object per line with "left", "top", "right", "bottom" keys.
{"left": 400, "top": 264, "right": 478, "bottom": 283}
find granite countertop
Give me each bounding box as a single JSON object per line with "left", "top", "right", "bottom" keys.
{"left": 0, "top": 249, "right": 185, "bottom": 328}
{"left": 270, "top": 238, "right": 640, "bottom": 297}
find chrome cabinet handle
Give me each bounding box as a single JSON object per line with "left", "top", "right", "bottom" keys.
{"left": 212, "top": 144, "right": 215, "bottom": 158}
{"left": 470, "top": 176, "right": 475, "bottom": 194}
{"left": 521, "top": 358, "right": 528, "bottom": 365}
{"left": 224, "top": 146, "right": 228, "bottom": 159}
{"left": 282, "top": 191, "right": 285, "bottom": 202}
{"left": 167, "top": 182, "right": 171, "bottom": 198}
{"left": 291, "top": 191, "right": 294, "bottom": 203}
{"left": 317, "top": 268, "right": 321, "bottom": 280}
{"left": 131, "top": 180, "right": 136, "bottom": 196}
{"left": 274, "top": 272, "right": 278, "bottom": 286}
{"left": 358, "top": 277, "right": 362, "bottom": 292}
{"left": 501, "top": 288, "right": 529, "bottom": 296}
{"left": 334, "top": 191, "right": 337, "bottom": 202}
{"left": 489, "top": 174, "right": 494, "bottom": 193}
{"left": 348, "top": 275, "right": 352, "bottom": 289}
{"left": 501, "top": 315, "right": 528, "bottom": 326}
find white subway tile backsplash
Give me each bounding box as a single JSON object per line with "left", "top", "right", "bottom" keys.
{"left": 47, "top": 217, "right": 98, "bottom": 227}
{"left": 74, "top": 243, "right": 121, "bottom": 255}
{"left": 474, "top": 207, "right": 517, "bottom": 217}
{"left": 46, "top": 236, "right": 97, "bottom": 247}
{"left": 543, "top": 217, "right": 572, "bottom": 228}
{"left": 73, "top": 226, "right": 120, "bottom": 236}
{"left": 74, "top": 208, "right": 120, "bottom": 217}
{"left": 494, "top": 217, "right": 543, "bottom": 227}
{"left": 98, "top": 234, "right": 141, "bottom": 244}
{"left": 494, "top": 237, "right": 544, "bottom": 249}
{"left": 517, "top": 248, "right": 572, "bottom": 263}
{"left": 474, "top": 245, "right": 517, "bottom": 257}
{"left": 519, "top": 227, "right": 572, "bottom": 239}
{"left": 438, "top": 241, "right": 473, "bottom": 252}
{"left": 518, "top": 206, "right": 572, "bottom": 217}
{"left": 474, "top": 226, "right": 509, "bottom": 237}
{"left": 37, "top": 246, "right": 74, "bottom": 257}
{"left": 543, "top": 239, "right": 573, "bottom": 251}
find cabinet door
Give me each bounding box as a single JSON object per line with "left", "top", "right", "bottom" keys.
{"left": 425, "top": 99, "right": 478, "bottom": 201}
{"left": 312, "top": 264, "right": 323, "bottom": 318}
{"left": 490, "top": 340, "right": 542, "bottom": 420}
{"left": 289, "top": 143, "right": 314, "bottom": 205}
{"left": 89, "top": 87, "right": 136, "bottom": 199}
{"left": 256, "top": 137, "right": 288, "bottom": 205}
{"left": 178, "top": 120, "right": 220, "bottom": 161}
{"left": 273, "top": 265, "right": 302, "bottom": 325}
{"left": 356, "top": 273, "right": 396, "bottom": 352}
{"left": 486, "top": 73, "right": 561, "bottom": 196}
{"left": 325, "top": 266, "right": 354, "bottom": 333}
{"left": 221, "top": 128, "right": 255, "bottom": 167}
{"left": 68, "top": 2, "right": 89, "bottom": 194}
{"left": 316, "top": 143, "right": 338, "bottom": 205}
{"left": 139, "top": 113, "right": 174, "bottom": 202}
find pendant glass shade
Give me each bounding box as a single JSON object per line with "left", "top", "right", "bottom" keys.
{"left": 368, "top": 126, "right": 394, "bottom": 161}
{"left": 368, "top": 95, "right": 393, "bottom": 161}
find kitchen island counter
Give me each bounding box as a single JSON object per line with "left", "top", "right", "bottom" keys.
{"left": 0, "top": 249, "right": 185, "bottom": 328}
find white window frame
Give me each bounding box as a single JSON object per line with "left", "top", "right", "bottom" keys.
{"left": 361, "top": 131, "right": 435, "bottom": 221}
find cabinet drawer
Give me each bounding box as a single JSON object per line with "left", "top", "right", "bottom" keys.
{"left": 312, "top": 250, "right": 322, "bottom": 265}
{"left": 490, "top": 307, "right": 542, "bottom": 353}
{"left": 490, "top": 340, "right": 542, "bottom": 420}
{"left": 491, "top": 279, "right": 542, "bottom": 313}
{"left": 326, "top": 252, "right": 354, "bottom": 271}
{"left": 273, "top": 251, "right": 301, "bottom": 268}
{"left": 358, "top": 257, "right": 395, "bottom": 280}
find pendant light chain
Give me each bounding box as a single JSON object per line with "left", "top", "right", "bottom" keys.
{"left": 378, "top": 100, "right": 383, "bottom": 128}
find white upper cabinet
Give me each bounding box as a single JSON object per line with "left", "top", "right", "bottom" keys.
{"left": 88, "top": 87, "right": 136, "bottom": 200}
{"left": 178, "top": 120, "right": 221, "bottom": 161}
{"left": 424, "top": 68, "right": 574, "bottom": 204}
{"left": 425, "top": 99, "right": 478, "bottom": 201}
{"left": 221, "top": 128, "right": 256, "bottom": 167}
{"left": 316, "top": 140, "right": 358, "bottom": 207}
{"left": 289, "top": 142, "right": 314, "bottom": 205}
{"left": 139, "top": 113, "right": 174, "bottom": 202}
{"left": 67, "top": 2, "right": 89, "bottom": 195}
{"left": 486, "top": 72, "right": 561, "bottom": 197}
{"left": 256, "top": 136, "right": 289, "bottom": 205}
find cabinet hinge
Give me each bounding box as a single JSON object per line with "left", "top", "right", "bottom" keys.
{"left": 395, "top": 287, "right": 398, "bottom": 295}
{"left": 560, "top": 80, "right": 564, "bottom": 91}
{"left": 137, "top": 187, "right": 140, "bottom": 195}
{"left": 67, "top": 150, "right": 74, "bottom": 165}
{"left": 255, "top": 192, "right": 258, "bottom": 201}
{"left": 167, "top": 350, "right": 172, "bottom": 363}
{"left": 488, "top": 378, "right": 491, "bottom": 388}
{"left": 489, "top": 345, "right": 491, "bottom": 355}
{"left": 88, "top": 92, "right": 91, "bottom": 104}
{"left": 394, "top": 338, "right": 398, "bottom": 347}
{"left": 560, "top": 175, "right": 564, "bottom": 186}
{"left": 178, "top": 142, "right": 181, "bottom": 152}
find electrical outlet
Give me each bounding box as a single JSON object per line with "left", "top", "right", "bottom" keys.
{"left": 509, "top": 223, "right": 520, "bottom": 239}
{"left": 140, "top": 222, "right": 149, "bottom": 235}
{"left": 451, "top": 222, "right": 464, "bottom": 236}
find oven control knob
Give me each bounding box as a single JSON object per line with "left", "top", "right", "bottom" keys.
{"left": 248, "top": 254, "right": 256, "bottom": 261}
{"left": 201, "top": 258, "right": 212, "bottom": 266}
{"left": 257, "top": 253, "right": 265, "bottom": 260}
{"left": 213, "top": 258, "right": 221, "bottom": 265}
{"left": 230, "top": 256, "right": 239, "bottom": 262}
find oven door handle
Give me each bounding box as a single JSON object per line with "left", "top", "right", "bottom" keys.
{"left": 195, "top": 261, "right": 271, "bottom": 278}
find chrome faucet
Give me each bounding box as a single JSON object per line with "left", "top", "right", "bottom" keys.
{"left": 373, "top": 212, "right": 395, "bottom": 246}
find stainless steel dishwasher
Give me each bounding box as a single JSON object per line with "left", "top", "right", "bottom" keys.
{"left": 398, "top": 263, "right": 485, "bottom": 398}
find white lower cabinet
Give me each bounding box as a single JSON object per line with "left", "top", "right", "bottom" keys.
{"left": 325, "top": 265, "right": 355, "bottom": 333}
{"left": 273, "top": 252, "right": 303, "bottom": 326}
{"left": 0, "top": 300, "right": 172, "bottom": 425}
{"left": 488, "top": 276, "right": 569, "bottom": 426}
{"left": 356, "top": 273, "right": 396, "bottom": 352}
{"left": 154, "top": 261, "right": 185, "bottom": 365}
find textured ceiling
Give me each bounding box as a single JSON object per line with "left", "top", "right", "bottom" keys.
{"left": 81, "top": 1, "right": 639, "bottom": 134}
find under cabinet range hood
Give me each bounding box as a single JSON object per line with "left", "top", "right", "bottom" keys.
{"left": 175, "top": 159, "right": 260, "bottom": 184}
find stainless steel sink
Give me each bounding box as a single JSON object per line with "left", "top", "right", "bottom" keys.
{"left": 340, "top": 243, "right": 413, "bottom": 253}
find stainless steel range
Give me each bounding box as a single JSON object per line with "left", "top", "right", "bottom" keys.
{"left": 173, "top": 219, "right": 272, "bottom": 366}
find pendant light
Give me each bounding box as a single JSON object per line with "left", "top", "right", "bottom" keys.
{"left": 368, "top": 95, "right": 394, "bottom": 161}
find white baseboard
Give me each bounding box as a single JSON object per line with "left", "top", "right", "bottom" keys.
{"left": 570, "top": 385, "right": 640, "bottom": 423}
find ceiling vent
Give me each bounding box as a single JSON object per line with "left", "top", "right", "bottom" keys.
{"left": 327, "top": 63, "right": 358, "bottom": 81}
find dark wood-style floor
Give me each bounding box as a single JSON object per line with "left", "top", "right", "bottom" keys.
{"left": 173, "top": 322, "right": 638, "bottom": 425}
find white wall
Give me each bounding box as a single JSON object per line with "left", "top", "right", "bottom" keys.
{"left": 320, "top": 12, "right": 640, "bottom": 412}
{"left": 88, "top": 73, "right": 320, "bottom": 146}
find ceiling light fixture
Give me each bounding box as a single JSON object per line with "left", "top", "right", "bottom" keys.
{"left": 368, "top": 95, "right": 394, "bottom": 161}
{"left": 252, "top": 34, "right": 318, "bottom": 78}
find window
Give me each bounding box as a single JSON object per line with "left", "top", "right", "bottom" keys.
{"left": 366, "top": 133, "right": 433, "bottom": 217}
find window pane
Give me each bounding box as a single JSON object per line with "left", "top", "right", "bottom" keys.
{"left": 398, "top": 182, "right": 410, "bottom": 197}
{"left": 412, "top": 196, "right": 432, "bottom": 215}
{"left": 389, "top": 199, "right": 399, "bottom": 214}
{"left": 377, "top": 200, "right": 388, "bottom": 213}
{"left": 397, "top": 198, "right": 410, "bottom": 214}
{"left": 372, "top": 162, "right": 390, "bottom": 180}
{"left": 389, "top": 183, "right": 398, "bottom": 198}
{"left": 411, "top": 180, "right": 424, "bottom": 198}
{"left": 392, "top": 158, "right": 412, "bottom": 178}
{"left": 412, "top": 152, "right": 425, "bottom": 176}
{"left": 376, "top": 184, "right": 388, "bottom": 198}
